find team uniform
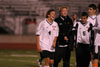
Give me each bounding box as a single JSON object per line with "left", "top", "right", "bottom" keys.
{"left": 36, "top": 19, "right": 59, "bottom": 59}
{"left": 87, "top": 15, "right": 97, "bottom": 26}
{"left": 74, "top": 21, "right": 92, "bottom": 67}
{"left": 87, "top": 15, "right": 97, "bottom": 50}
{"left": 93, "top": 14, "right": 100, "bottom": 60}
{"left": 87, "top": 15, "right": 97, "bottom": 48}
{"left": 87, "top": 15, "right": 97, "bottom": 67}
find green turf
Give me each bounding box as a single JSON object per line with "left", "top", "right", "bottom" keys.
{"left": 0, "top": 50, "right": 76, "bottom": 67}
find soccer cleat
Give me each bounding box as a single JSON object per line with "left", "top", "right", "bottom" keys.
{"left": 37, "top": 59, "right": 42, "bottom": 67}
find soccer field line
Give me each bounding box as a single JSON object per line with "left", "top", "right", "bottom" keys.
{"left": 0, "top": 58, "right": 36, "bottom": 63}
{"left": 1, "top": 54, "right": 38, "bottom": 57}
{"left": 10, "top": 54, "right": 38, "bottom": 57}
{"left": 0, "top": 58, "right": 75, "bottom": 66}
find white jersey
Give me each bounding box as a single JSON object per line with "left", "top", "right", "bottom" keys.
{"left": 36, "top": 19, "right": 59, "bottom": 52}
{"left": 87, "top": 15, "right": 99, "bottom": 53}
{"left": 94, "top": 14, "right": 100, "bottom": 46}
{"left": 87, "top": 15, "right": 97, "bottom": 26}
{"left": 74, "top": 21, "right": 91, "bottom": 44}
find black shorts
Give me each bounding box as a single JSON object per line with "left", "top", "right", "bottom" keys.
{"left": 41, "top": 50, "right": 54, "bottom": 60}
{"left": 93, "top": 46, "right": 100, "bottom": 59}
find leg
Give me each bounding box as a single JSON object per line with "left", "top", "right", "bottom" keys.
{"left": 76, "top": 43, "right": 91, "bottom": 67}
{"left": 49, "top": 52, "right": 54, "bottom": 67}
{"left": 93, "top": 46, "right": 100, "bottom": 67}
{"left": 37, "top": 52, "right": 43, "bottom": 67}
{"left": 40, "top": 52, "right": 44, "bottom": 62}
{"left": 44, "top": 58, "right": 50, "bottom": 66}
{"left": 42, "top": 50, "right": 50, "bottom": 67}
{"left": 84, "top": 45, "right": 91, "bottom": 67}
{"left": 76, "top": 43, "right": 86, "bottom": 67}
{"left": 50, "top": 60, "right": 54, "bottom": 67}
{"left": 54, "top": 47, "right": 62, "bottom": 67}
{"left": 93, "top": 59, "right": 98, "bottom": 67}
{"left": 89, "top": 44, "right": 95, "bottom": 67}
{"left": 62, "top": 47, "right": 71, "bottom": 67}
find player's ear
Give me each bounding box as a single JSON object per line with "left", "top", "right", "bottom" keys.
{"left": 94, "top": 9, "right": 96, "bottom": 13}
{"left": 48, "top": 14, "right": 50, "bottom": 18}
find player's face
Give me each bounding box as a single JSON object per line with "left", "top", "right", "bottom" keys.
{"left": 88, "top": 8, "right": 96, "bottom": 16}
{"left": 48, "top": 11, "right": 56, "bottom": 20}
{"left": 73, "top": 14, "right": 78, "bottom": 19}
{"left": 81, "top": 16, "right": 88, "bottom": 23}
{"left": 61, "top": 8, "right": 68, "bottom": 17}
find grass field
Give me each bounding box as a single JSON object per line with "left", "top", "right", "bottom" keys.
{"left": 0, "top": 50, "right": 76, "bottom": 67}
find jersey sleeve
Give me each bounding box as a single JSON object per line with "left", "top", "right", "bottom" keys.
{"left": 53, "top": 23, "right": 59, "bottom": 37}
{"left": 56, "top": 23, "right": 59, "bottom": 37}
{"left": 97, "top": 16, "right": 100, "bottom": 29}
{"left": 77, "top": 24, "right": 82, "bottom": 43}
{"left": 36, "top": 22, "right": 44, "bottom": 36}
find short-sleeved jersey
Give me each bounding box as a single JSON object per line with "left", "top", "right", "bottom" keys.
{"left": 36, "top": 19, "right": 59, "bottom": 52}
{"left": 75, "top": 21, "right": 91, "bottom": 44}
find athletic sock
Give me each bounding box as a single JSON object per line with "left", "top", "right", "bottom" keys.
{"left": 89, "top": 61, "right": 93, "bottom": 67}
{"left": 93, "top": 63, "right": 98, "bottom": 67}
{"left": 44, "top": 66, "right": 49, "bottom": 67}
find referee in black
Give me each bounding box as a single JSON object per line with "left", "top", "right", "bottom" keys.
{"left": 54, "top": 6, "right": 73, "bottom": 67}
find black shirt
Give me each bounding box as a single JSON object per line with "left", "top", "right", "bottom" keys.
{"left": 55, "top": 16, "right": 73, "bottom": 47}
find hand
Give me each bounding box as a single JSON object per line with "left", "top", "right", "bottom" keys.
{"left": 37, "top": 45, "right": 42, "bottom": 52}
{"left": 37, "top": 47, "right": 42, "bottom": 52}
{"left": 64, "top": 36, "right": 69, "bottom": 40}
{"left": 51, "top": 44, "right": 55, "bottom": 50}
{"left": 88, "top": 27, "right": 92, "bottom": 32}
{"left": 52, "top": 42, "right": 56, "bottom": 48}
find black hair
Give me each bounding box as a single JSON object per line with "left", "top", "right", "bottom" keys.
{"left": 98, "top": 3, "right": 100, "bottom": 12}
{"left": 88, "top": 4, "right": 97, "bottom": 10}
{"left": 81, "top": 12, "right": 88, "bottom": 18}
{"left": 46, "top": 9, "right": 55, "bottom": 18}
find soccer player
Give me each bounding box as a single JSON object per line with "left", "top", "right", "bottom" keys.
{"left": 36, "top": 9, "right": 59, "bottom": 67}
{"left": 88, "top": 4, "right": 97, "bottom": 26}
{"left": 87, "top": 4, "right": 97, "bottom": 67}
{"left": 54, "top": 6, "right": 73, "bottom": 67}
{"left": 75, "top": 12, "right": 92, "bottom": 67}
{"left": 92, "top": 3, "right": 100, "bottom": 67}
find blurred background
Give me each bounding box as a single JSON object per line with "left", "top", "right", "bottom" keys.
{"left": 0, "top": 0, "right": 99, "bottom": 67}
{"left": 0, "top": 0, "right": 99, "bottom": 49}
{"left": 0, "top": 0, "right": 99, "bottom": 35}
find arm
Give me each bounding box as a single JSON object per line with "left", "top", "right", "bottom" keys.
{"left": 65, "top": 18, "right": 73, "bottom": 40}
{"left": 52, "top": 36, "right": 58, "bottom": 48}
{"left": 93, "top": 27, "right": 100, "bottom": 31}
{"left": 36, "top": 35, "right": 42, "bottom": 52}
{"left": 52, "top": 23, "right": 59, "bottom": 47}
{"left": 36, "top": 22, "right": 43, "bottom": 52}
{"left": 93, "top": 17, "right": 100, "bottom": 31}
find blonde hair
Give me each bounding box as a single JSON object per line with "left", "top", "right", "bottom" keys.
{"left": 59, "top": 6, "right": 68, "bottom": 12}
